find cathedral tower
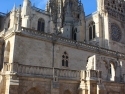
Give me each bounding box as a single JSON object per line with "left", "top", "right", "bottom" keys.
{"left": 97, "top": 0, "right": 125, "bottom": 53}
{"left": 48, "top": 0, "right": 85, "bottom": 42}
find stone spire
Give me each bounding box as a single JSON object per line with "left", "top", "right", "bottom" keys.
{"left": 22, "top": 0, "right": 31, "bottom": 16}
{"left": 16, "top": 5, "right": 21, "bottom": 31}
{"left": 12, "top": 3, "right": 16, "bottom": 12}
{"left": 22, "top": 0, "right": 31, "bottom": 28}
{"left": 45, "top": 1, "right": 49, "bottom": 12}
{"left": 64, "top": 1, "right": 73, "bottom": 21}
{"left": 9, "top": 3, "right": 17, "bottom": 29}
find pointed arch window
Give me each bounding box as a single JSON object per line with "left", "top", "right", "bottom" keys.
{"left": 62, "top": 52, "right": 69, "bottom": 67}
{"left": 89, "top": 21, "right": 96, "bottom": 40}
{"left": 109, "top": 64, "right": 112, "bottom": 75}
{"left": 37, "top": 18, "right": 45, "bottom": 32}
{"left": 109, "top": 62, "right": 115, "bottom": 81}
{"left": 72, "top": 28, "right": 77, "bottom": 41}
{"left": 4, "top": 41, "right": 10, "bottom": 63}
{"left": 8, "top": 20, "right": 10, "bottom": 29}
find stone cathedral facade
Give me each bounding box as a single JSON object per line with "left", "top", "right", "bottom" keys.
{"left": 0, "top": 0, "right": 125, "bottom": 94}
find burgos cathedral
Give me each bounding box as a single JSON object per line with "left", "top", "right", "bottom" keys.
{"left": 0, "top": 0, "right": 125, "bottom": 94}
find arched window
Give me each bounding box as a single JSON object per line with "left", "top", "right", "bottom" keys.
{"left": 8, "top": 20, "right": 10, "bottom": 29}
{"left": 72, "top": 28, "right": 77, "bottom": 41}
{"left": 109, "top": 62, "right": 115, "bottom": 81}
{"left": 37, "top": 18, "right": 45, "bottom": 32}
{"left": 89, "top": 21, "right": 95, "bottom": 40}
{"left": 109, "top": 64, "right": 112, "bottom": 75}
{"left": 4, "top": 41, "right": 10, "bottom": 63}
{"left": 62, "top": 52, "right": 69, "bottom": 67}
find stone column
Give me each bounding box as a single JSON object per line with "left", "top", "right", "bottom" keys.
{"left": 51, "top": 78, "right": 59, "bottom": 94}
{"left": 97, "top": 83, "right": 106, "bottom": 94}
{"left": 79, "top": 81, "right": 88, "bottom": 94}
{"left": 86, "top": 80, "right": 97, "bottom": 94}
{"left": 2, "top": 75, "right": 10, "bottom": 94}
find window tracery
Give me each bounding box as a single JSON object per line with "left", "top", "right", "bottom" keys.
{"left": 105, "top": 0, "right": 125, "bottom": 22}
{"left": 62, "top": 52, "right": 69, "bottom": 67}
{"left": 37, "top": 18, "right": 45, "bottom": 32}
{"left": 111, "top": 23, "right": 122, "bottom": 42}
{"left": 89, "top": 21, "right": 95, "bottom": 41}
{"left": 109, "top": 62, "right": 115, "bottom": 81}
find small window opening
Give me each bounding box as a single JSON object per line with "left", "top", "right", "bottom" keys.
{"left": 37, "top": 18, "right": 45, "bottom": 32}
{"left": 89, "top": 22, "right": 96, "bottom": 40}
{"left": 62, "top": 52, "right": 69, "bottom": 67}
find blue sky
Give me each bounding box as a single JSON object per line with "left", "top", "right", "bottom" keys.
{"left": 0, "top": 0, "right": 97, "bottom": 16}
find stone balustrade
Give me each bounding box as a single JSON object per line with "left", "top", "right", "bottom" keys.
{"left": 0, "top": 30, "right": 5, "bottom": 36}
{"left": 4, "top": 63, "right": 102, "bottom": 81}
{"left": 21, "top": 27, "right": 125, "bottom": 60}
{"left": 21, "top": 27, "right": 52, "bottom": 40}
{"left": 32, "top": 6, "right": 49, "bottom": 15}
{"left": 85, "top": 11, "right": 98, "bottom": 19}
{"left": 80, "top": 70, "right": 101, "bottom": 81}
{"left": 4, "top": 63, "right": 13, "bottom": 72}
{"left": 4, "top": 63, "right": 81, "bottom": 80}
{"left": 54, "top": 68, "right": 80, "bottom": 80}
{"left": 0, "top": 27, "right": 125, "bottom": 60}
{"left": 5, "top": 28, "right": 14, "bottom": 35}
{"left": 0, "top": 28, "right": 14, "bottom": 36}
{"left": 86, "top": 70, "right": 101, "bottom": 80}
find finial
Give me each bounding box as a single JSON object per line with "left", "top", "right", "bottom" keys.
{"left": 12, "top": 3, "right": 16, "bottom": 11}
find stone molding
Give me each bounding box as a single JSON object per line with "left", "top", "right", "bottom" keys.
{"left": 1, "top": 27, "right": 125, "bottom": 60}
{"left": 3, "top": 62, "right": 81, "bottom": 80}
{"left": 19, "top": 27, "right": 125, "bottom": 60}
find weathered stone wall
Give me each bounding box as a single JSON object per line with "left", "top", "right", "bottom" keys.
{"left": 13, "top": 35, "right": 94, "bottom": 70}
{"left": 108, "top": 17, "right": 125, "bottom": 54}
{"left": 4, "top": 36, "right": 15, "bottom": 63}
{"left": 18, "top": 77, "right": 51, "bottom": 94}
{"left": 12, "top": 34, "right": 125, "bottom": 81}
{"left": 11, "top": 77, "right": 79, "bottom": 94}
{"left": 8, "top": 75, "right": 125, "bottom": 94}
{"left": 104, "top": 82, "right": 125, "bottom": 94}
{"left": 59, "top": 81, "right": 79, "bottom": 94}
{"left": 9, "top": 85, "right": 18, "bottom": 94}
{"left": 14, "top": 35, "right": 53, "bottom": 67}
{"left": 30, "top": 9, "right": 50, "bottom": 33}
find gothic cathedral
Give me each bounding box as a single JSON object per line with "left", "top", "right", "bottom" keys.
{"left": 0, "top": 0, "right": 125, "bottom": 94}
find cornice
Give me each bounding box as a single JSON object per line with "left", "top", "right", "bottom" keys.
{"left": 18, "top": 27, "right": 125, "bottom": 60}
{"left": 1, "top": 27, "right": 125, "bottom": 60}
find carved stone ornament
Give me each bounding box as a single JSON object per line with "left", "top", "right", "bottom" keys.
{"left": 111, "top": 23, "right": 122, "bottom": 42}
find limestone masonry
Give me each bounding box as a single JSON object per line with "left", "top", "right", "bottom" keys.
{"left": 0, "top": 0, "right": 125, "bottom": 94}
